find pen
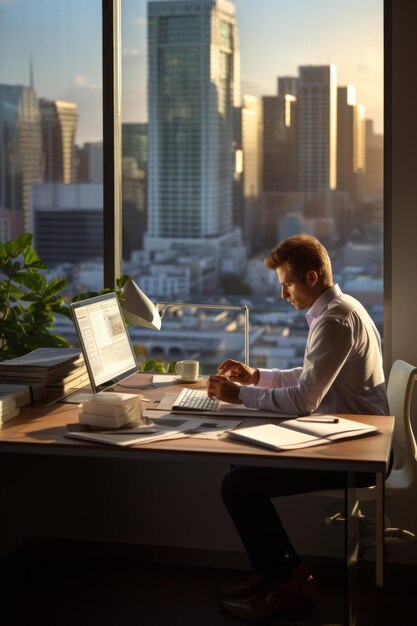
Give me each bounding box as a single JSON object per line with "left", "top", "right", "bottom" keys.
{"left": 296, "top": 417, "right": 339, "bottom": 423}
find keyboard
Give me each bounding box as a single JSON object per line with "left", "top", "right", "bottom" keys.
{"left": 171, "top": 388, "right": 220, "bottom": 413}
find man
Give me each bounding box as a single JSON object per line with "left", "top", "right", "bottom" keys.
{"left": 207, "top": 234, "right": 389, "bottom": 622}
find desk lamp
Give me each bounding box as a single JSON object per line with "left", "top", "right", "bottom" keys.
{"left": 121, "top": 278, "right": 250, "bottom": 365}
{"left": 121, "top": 278, "right": 162, "bottom": 330}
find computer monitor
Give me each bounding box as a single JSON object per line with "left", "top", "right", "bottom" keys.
{"left": 70, "top": 292, "right": 139, "bottom": 394}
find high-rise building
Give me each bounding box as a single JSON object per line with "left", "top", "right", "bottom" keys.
{"left": 122, "top": 123, "right": 148, "bottom": 173}
{"left": 0, "top": 84, "right": 42, "bottom": 231}
{"left": 145, "top": 0, "right": 241, "bottom": 259}
{"left": 262, "top": 93, "right": 297, "bottom": 194}
{"left": 76, "top": 142, "right": 103, "bottom": 183}
{"left": 277, "top": 76, "right": 298, "bottom": 97}
{"left": 39, "top": 99, "right": 78, "bottom": 183}
{"left": 122, "top": 123, "right": 148, "bottom": 258}
{"left": 298, "top": 65, "right": 337, "bottom": 192}
{"left": 364, "top": 119, "right": 383, "bottom": 194}
{"left": 239, "top": 94, "right": 262, "bottom": 246}
{"left": 31, "top": 182, "right": 103, "bottom": 263}
{"left": 337, "top": 86, "right": 366, "bottom": 199}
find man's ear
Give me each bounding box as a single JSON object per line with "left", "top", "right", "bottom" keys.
{"left": 306, "top": 270, "right": 319, "bottom": 286}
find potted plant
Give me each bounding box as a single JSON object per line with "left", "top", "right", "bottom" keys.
{"left": 0, "top": 233, "right": 72, "bottom": 361}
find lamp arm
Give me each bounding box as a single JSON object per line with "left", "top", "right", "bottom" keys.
{"left": 156, "top": 302, "right": 250, "bottom": 365}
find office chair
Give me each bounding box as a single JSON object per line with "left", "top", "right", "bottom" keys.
{"left": 318, "top": 359, "right": 417, "bottom": 551}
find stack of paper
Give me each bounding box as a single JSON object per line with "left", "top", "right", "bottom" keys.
{"left": 0, "top": 347, "right": 81, "bottom": 381}
{"left": 46, "top": 353, "right": 90, "bottom": 394}
{"left": 0, "top": 347, "right": 90, "bottom": 396}
{"left": 0, "top": 382, "right": 46, "bottom": 424}
{"left": 0, "top": 391, "right": 19, "bottom": 424}
{"left": 79, "top": 392, "right": 143, "bottom": 428}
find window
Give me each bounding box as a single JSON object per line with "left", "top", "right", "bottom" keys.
{"left": 0, "top": 0, "right": 103, "bottom": 294}
{"left": 121, "top": 0, "right": 383, "bottom": 372}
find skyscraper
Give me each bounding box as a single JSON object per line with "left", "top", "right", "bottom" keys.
{"left": 122, "top": 123, "right": 148, "bottom": 257}
{"left": 298, "top": 65, "right": 337, "bottom": 192}
{"left": 146, "top": 0, "right": 241, "bottom": 256}
{"left": 239, "top": 94, "right": 262, "bottom": 246}
{"left": 364, "top": 119, "right": 383, "bottom": 194}
{"left": 0, "top": 84, "right": 42, "bottom": 231}
{"left": 337, "top": 86, "right": 366, "bottom": 200}
{"left": 262, "top": 93, "right": 297, "bottom": 194}
{"left": 39, "top": 99, "right": 78, "bottom": 184}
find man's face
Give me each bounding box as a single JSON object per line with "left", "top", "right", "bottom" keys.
{"left": 276, "top": 263, "right": 317, "bottom": 311}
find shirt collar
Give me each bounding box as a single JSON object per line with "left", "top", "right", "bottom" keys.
{"left": 306, "top": 284, "right": 342, "bottom": 328}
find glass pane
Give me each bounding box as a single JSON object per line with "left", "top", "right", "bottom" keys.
{"left": 121, "top": 0, "right": 383, "bottom": 374}
{"left": 0, "top": 0, "right": 103, "bottom": 312}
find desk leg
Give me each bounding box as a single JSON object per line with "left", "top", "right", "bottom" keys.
{"left": 345, "top": 472, "right": 359, "bottom": 626}
{"left": 375, "top": 471, "right": 385, "bottom": 587}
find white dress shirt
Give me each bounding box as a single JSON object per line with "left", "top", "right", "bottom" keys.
{"left": 239, "top": 285, "right": 389, "bottom": 416}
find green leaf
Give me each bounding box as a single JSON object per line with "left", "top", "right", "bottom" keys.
{"left": 4, "top": 283, "right": 26, "bottom": 301}
{"left": 15, "top": 271, "right": 47, "bottom": 292}
{"left": 23, "top": 245, "right": 46, "bottom": 269}
{"left": 51, "top": 304, "right": 72, "bottom": 319}
{"left": 44, "top": 277, "right": 68, "bottom": 296}
{"left": 5, "top": 233, "right": 32, "bottom": 258}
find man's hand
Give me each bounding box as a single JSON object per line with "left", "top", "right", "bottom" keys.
{"left": 217, "top": 359, "right": 260, "bottom": 386}
{"left": 207, "top": 375, "right": 242, "bottom": 404}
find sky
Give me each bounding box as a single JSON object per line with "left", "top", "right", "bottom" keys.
{"left": 0, "top": 0, "right": 384, "bottom": 144}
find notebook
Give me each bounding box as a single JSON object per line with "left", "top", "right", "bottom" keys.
{"left": 226, "top": 417, "right": 379, "bottom": 451}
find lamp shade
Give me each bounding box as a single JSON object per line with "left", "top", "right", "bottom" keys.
{"left": 121, "top": 279, "right": 161, "bottom": 330}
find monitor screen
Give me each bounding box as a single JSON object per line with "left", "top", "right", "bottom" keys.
{"left": 70, "top": 292, "right": 138, "bottom": 393}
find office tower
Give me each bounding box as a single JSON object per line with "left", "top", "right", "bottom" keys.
{"left": 0, "top": 84, "right": 42, "bottom": 231}
{"left": 122, "top": 123, "right": 148, "bottom": 258}
{"left": 76, "top": 142, "right": 103, "bottom": 183}
{"left": 364, "top": 119, "right": 383, "bottom": 194}
{"left": 146, "top": 0, "right": 241, "bottom": 257}
{"left": 298, "top": 65, "right": 337, "bottom": 192}
{"left": 122, "top": 123, "right": 148, "bottom": 173}
{"left": 31, "top": 182, "right": 103, "bottom": 263}
{"left": 337, "top": 86, "right": 366, "bottom": 200}
{"left": 277, "top": 76, "right": 298, "bottom": 97}
{"left": 39, "top": 99, "right": 78, "bottom": 183}
{"left": 239, "top": 95, "right": 263, "bottom": 247}
{"left": 262, "top": 93, "right": 297, "bottom": 193}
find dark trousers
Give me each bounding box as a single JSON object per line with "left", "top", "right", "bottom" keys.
{"left": 221, "top": 466, "right": 375, "bottom": 581}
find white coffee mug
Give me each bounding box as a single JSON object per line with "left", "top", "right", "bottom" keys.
{"left": 175, "top": 360, "right": 199, "bottom": 381}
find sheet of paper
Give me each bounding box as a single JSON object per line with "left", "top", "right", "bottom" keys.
{"left": 64, "top": 417, "right": 200, "bottom": 447}
{"left": 152, "top": 375, "right": 177, "bottom": 383}
{"left": 65, "top": 429, "right": 187, "bottom": 447}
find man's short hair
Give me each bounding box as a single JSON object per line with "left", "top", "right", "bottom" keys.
{"left": 264, "top": 234, "right": 333, "bottom": 286}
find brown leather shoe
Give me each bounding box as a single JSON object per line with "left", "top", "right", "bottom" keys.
{"left": 219, "top": 566, "right": 316, "bottom": 622}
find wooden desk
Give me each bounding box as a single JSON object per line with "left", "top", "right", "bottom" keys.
{"left": 0, "top": 374, "right": 394, "bottom": 626}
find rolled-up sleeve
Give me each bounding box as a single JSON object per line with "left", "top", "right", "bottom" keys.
{"left": 239, "top": 319, "right": 354, "bottom": 416}
{"left": 257, "top": 367, "right": 302, "bottom": 388}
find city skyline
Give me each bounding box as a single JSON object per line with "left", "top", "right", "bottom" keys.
{"left": 0, "top": 0, "right": 383, "bottom": 145}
